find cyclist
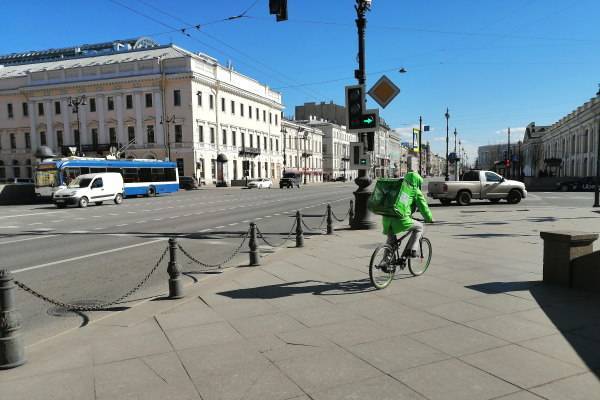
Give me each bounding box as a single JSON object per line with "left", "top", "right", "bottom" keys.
{"left": 383, "top": 171, "right": 434, "bottom": 257}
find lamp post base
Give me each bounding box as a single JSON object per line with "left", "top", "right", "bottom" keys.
{"left": 350, "top": 175, "right": 375, "bottom": 230}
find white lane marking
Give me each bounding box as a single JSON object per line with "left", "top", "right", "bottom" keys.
{"left": 94, "top": 227, "right": 102, "bottom": 230}
{"left": 143, "top": 209, "right": 152, "bottom": 212}
{"left": 228, "top": 223, "right": 238, "bottom": 226}
{"left": 29, "top": 222, "right": 43, "bottom": 226}
{"left": 68, "top": 230, "right": 89, "bottom": 234}
{"left": 199, "top": 229, "right": 211, "bottom": 233}
{"left": 50, "top": 220, "right": 64, "bottom": 223}
{"left": 127, "top": 211, "right": 136, "bottom": 214}
{"left": 92, "top": 216, "right": 102, "bottom": 218}
{"left": 0, "top": 226, "right": 19, "bottom": 229}
{"left": 153, "top": 218, "right": 163, "bottom": 221}
{"left": 215, "top": 225, "right": 225, "bottom": 229}
{"left": 242, "top": 220, "right": 250, "bottom": 223}
{"left": 75, "top": 217, "right": 85, "bottom": 221}
{"left": 183, "top": 214, "right": 192, "bottom": 217}
{"left": 136, "top": 220, "right": 147, "bottom": 224}
{"left": 30, "top": 228, "right": 54, "bottom": 232}
{"left": 274, "top": 213, "right": 280, "bottom": 216}
{"left": 0, "top": 235, "right": 59, "bottom": 246}
{"left": 265, "top": 215, "right": 272, "bottom": 218}
{"left": 116, "top": 224, "right": 128, "bottom": 227}
{"left": 255, "top": 217, "right": 263, "bottom": 220}
{"left": 12, "top": 238, "right": 167, "bottom": 274}
{"left": 0, "top": 211, "right": 62, "bottom": 220}
{"left": 109, "top": 213, "right": 119, "bottom": 216}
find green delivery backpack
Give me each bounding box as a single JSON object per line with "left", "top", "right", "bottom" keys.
{"left": 367, "top": 178, "right": 404, "bottom": 217}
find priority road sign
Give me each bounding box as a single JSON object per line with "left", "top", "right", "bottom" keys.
{"left": 368, "top": 75, "right": 400, "bottom": 109}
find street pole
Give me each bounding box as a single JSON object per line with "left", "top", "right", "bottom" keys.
{"left": 161, "top": 115, "right": 175, "bottom": 161}
{"left": 594, "top": 119, "right": 600, "bottom": 207}
{"left": 507, "top": 127, "right": 511, "bottom": 179}
{"left": 454, "top": 128, "right": 457, "bottom": 181}
{"left": 350, "top": 0, "right": 375, "bottom": 230}
{"left": 445, "top": 108, "right": 450, "bottom": 181}
{"left": 418, "top": 115, "right": 423, "bottom": 176}
{"left": 68, "top": 95, "right": 86, "bottom": 157}
{"left": 282, "top": 127, "right": 287, "bottom": 174}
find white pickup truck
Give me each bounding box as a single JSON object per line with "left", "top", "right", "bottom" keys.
{"left": 427, "top": 170, "right": 527, "bottom": 206}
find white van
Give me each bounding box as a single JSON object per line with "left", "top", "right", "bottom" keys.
{"left": 53, "top": 173, "right": 124, "bottom": 208}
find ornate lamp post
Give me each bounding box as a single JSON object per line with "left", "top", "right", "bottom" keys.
{"left": 67, "top": 95, "right": 87, "bottom": 156}
{"left": 453, "top": 128, "right": 458, "bottom": 181}
{"left": 445, "top": 108, "right": 450, "bottom": 181}
{"left": 281, "top": 126, "right": 287, "bottom": 174}
{"left": 302, "top": 130, "right": 309, "bottom": 185}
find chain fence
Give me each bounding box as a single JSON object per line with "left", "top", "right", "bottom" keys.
{"left": 332, "top": 207, "right": 351, "bottom": 222}
{"left": 178, "top": 228, "right": 250, "bottom": 270}
{"left": 301, "top": 213, "right": 327, "bottom": 232}
{"left": 14, "top": 245, "right": 169, "bottom": 312}
{"left": 256, "top": 221, "right": 297, "bottom": 248}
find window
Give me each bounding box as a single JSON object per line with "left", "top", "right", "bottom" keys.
{"left": 40, "top": 131, "right": 46, "bottom": 146}
{"left": 222, "top": 129, "right": 227, "bottom": 145}
{"left": 248, "top": 106, "right": 252, "bottom": 119}
{"left": 107, "top": 96, "right": 114, "bottom": 111}
{"left": 13, "top": 160, "right": 20, "bottom": 178}
{"left": 146, "top": 125, "right": 155, "bottom": 143}
{"left": 256, "top": 108, "right": 259, "bottom": 120}
{"left": 210, "top": 127, "right": 215, "bottom": 144}
{"left": 57, "top": 130, "right": 63, "bottom": 147}
{"left": 74, "top": 130, "right": 81, "bottom": 146}
{"left": 275, "top": 114, "right": 278, "bottom": 125}
{"left": 231, "top": 100, "right": 235, "bottom": 115}
{"left": 211, "top": 159, "right": 216, "bottom": 179}
{"left": 258, "top": 161, "right": 261, "bottom": 178}
{"left": 173, "top": 90, "right": 181, "bottom": 106}
{"left": 209, "top": 94, "right": 214, "bottom": 109}
{"left": 38, "top": 103, "right": 44, "bottom": 116}
{"left": 263, "top": 137, "right": 267, "bottom": 150}
{"left": 22, "top": 102, "right": 28, "bottom": 117}
{"left": 249, "top": 134, "right": 253, "bottom": 148}
{"left": 240, "top": 104, "right": 244, "bottom": 117}
{"left": 485, "top": 172, "right": 502, "bottom": 182}
{"left": 233, "top": 160, "right": 238, "bottom": 180}
{"left": 197, "top": 91, "right": 202, "bottom": 106}
{"left": 23, "top": 133, "right": 29, "bottom": 149}
{"left": 145, "top": 93, "right": 152, "bottom": 108}
{"left": 126, "top": 94, "right": 133, "bottom": 109}
{"left": 269, "top": 112, "right": 272, "bottom": 124}
{"left": 270, "top": 138, "right": 273, "bottom": 151}
{"left": 7, "top": 103, "right": 13, "bottom": 118}
{"left": 109, "top": 127, "right": 117, "bottom": 144}
{"left": 462, "top": 171, "right": 479, "bottom": 181}
{"left": 127, "top": 126, "right": 135, "bottom": 143}
{"left": 175, "top": 125, "right": 182, "bottom": 143}
{"left": 275, "top": 139, "right": 279, "bottom": 151}
{"left": 176, "top": 158, "right": 184, "bottom": 176}
{"left": 92, "top": 178, "right": 103, "bottom": 188}
{"left": 198, "top": 125, "right": 204, "bottom": 142}
{"left": 54, "top": 101, "right": 61, "bottom": 115}
{"left": 232, "top": 131, "right": 236, "bottom": 146}
{"left": 91, "top": 129, "right": 98, "bottom": 146}
{"left": 263, "top": 110, "right": 266, "bottom": 122}
{"left": 89, "top": 98, "right": 96, "bottom": 112}
{"left": 221, "top": 97, "right": 226, "bottom": 112}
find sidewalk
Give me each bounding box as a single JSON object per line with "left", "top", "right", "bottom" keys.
{"left": 1, "top": 204, "right": 600, "bottom": 400}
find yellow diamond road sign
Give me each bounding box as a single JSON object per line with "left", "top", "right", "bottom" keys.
{"left": 368, "top": 75, "right": 400, "bottom": 109}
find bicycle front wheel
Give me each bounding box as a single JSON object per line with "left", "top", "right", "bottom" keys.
{"left": 369, "top": 244, "right": 396, "bottom": 289}
{"left": 408, "top": 237, "right": 432, "bottom": 276}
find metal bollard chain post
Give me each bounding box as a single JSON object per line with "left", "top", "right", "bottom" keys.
{"left": 326, "top": 204, "right": 333, "bottom": 235}
{"left": 296, "top": 210, "right": 304, "bottom": 248}
{"left": 167, "top": 238, "right": 184, "bottom": 299}
{"left": 0, "top": 269, "right": 26, "bottom": 369}
{"left": 349, "top": 199, "right": 355, "bottom": 225}
{"left": 249, "top": 223, "right": 261, "bottom": 266}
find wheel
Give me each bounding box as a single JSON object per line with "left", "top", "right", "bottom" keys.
{"left": 147, "top": 186, "right": 156, "bottom": 197}
{"left": 507, "top": 190, "right": 522, "bottom": 204}
{"left": 369, "top": 244, "right": 396, "bottom": 289}
{"left": 489, "top": 198, "right": 501, "bottom": 204}
{"left": 78, "top": 197, "right": 88, "bottom": 208}
{"left": 456, "top": 191, "right": 471, "bottom": 206}
{"left": 408, "top": 237, "right": 432, "bottom": 276}
{"left": 95, "top": 201, "right": 103, "bottom": 206}
{"left": 440, "top": 199, "right": 452, "bottom": 206}
{"left": 114, "top": 193, "right": 123, "bottom": 204}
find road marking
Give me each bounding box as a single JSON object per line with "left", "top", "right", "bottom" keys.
{"left": 92, "top": 216, "right": 102, "bottom": 218}
{"left": 199, "top": 229, "right": 211, "bottom": 233}
{"left": 127, "top": 211, "right": 136, "bottom": 214}
{"left": 136, "top": 221, "right": 147, "bottom": 224}
{"left": 183, "top": 214, "right": 192, "bottom": 217}
{"left": 94, "top": 227, "right": 102, "bottom": 230}
{"left": 0, "top": 211, "right": 62, "bottom": 220}
{"left": 215, "top": 225, "right": 225, "bottom": 229}
{"left": 30, "top": 228, "right": 54, "bottom": 232}
{"left": 255, "top": 217, "right": 263, "bottom": 220}
{"left": 153, "top": 218, "right": 163, "bottom": 221}
{"left": 228, "top": 223, "right": 238, "bottom": 226}
{"left": 109, "top": 213, "right": 119, "bottom": 216}
{"left": 75, "top": 217, "right": 85, "bottom": 220}
{"left": 29, "top": 222, "right": 43, "bottom": 226}
{"left": 50, "top": 220, "right": 64, "bottom": 223}
{"left": 12, "top": 238, "right": 168, "bottom": 274}
{"left": 274, "top": 213, "right": 280, "bottom": 216}
{"left": 265, "top": 215, "right": 272, "bottom": 218}
{"left": 0, "top": 235, "right": 59, "bottom": 246}
{"left": 68, "top": 230, "right": 89, "bottom": 234}
{"left": 0, "top": 226, "right": 19, "bottom": 229}
{"left": 116, "top": 223, "right": 128, "bottom": 227}
{"left": 242, "top": 220, "right": 250, "bottom": 223}
{"left": 169, "top": 216, "right": 179, "bottom": 219}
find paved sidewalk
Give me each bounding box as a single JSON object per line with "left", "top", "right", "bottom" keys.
{"left": 1, "top": 204, "right": 600, "bottom": 399}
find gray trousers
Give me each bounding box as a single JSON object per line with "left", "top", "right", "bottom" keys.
{"left": 387, "top": 219, "right": 423, "bottom": 254}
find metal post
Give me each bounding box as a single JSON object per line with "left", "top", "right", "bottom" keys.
{"left": 418, "top": 116, "right": 423, "bottom": 176}
{"left": 507, "top": 127, "right": 511, "bottom": 179}
{"left": 445, "top": 108, "right": 450, "bottom": 181}
{"left": 349, "top": 199, "right": 355, "bottom": 224}
{"left": 326, "top": 204, "right": 333, "bottom": 235}
{"left": 0, "top": 270, "right": 26, "bottom": 369}
{"left": 295, "top": 210, "right": 304, "bottom": 247}
{"left": 248, "top": 223, "right": 260, "bottom": 266}
{"left": 595, "top": 119, "right": 600, "bottom": 207}
{"left": 167, "top": 238, "right": 183, "bottom": 299}
{"left": 454, "top": 128, "right": 458, "bottom": 181}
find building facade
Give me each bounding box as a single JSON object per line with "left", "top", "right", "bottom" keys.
{"left": 0, "top": 38, "right": 285, "bottom": 185}
{"left": 281, "top": 119, "right": 323, "bottom": 183}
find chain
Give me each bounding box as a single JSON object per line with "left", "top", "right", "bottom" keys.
{"left": 256, "top": 221, "right": 296, "bottom": 248}
{"left": 14, "top": 246, "right": 169, "bottom": 312}
{"left": 301, "top": 213, "right": 327, "bottom": 232}
{"left": 178, "top": 229, "right": 249, "bottom": 269}
{"left": 331, "top": 207, "right": 351, "bottom": 222}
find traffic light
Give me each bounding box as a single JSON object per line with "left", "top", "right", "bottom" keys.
{"left": 505, "top": 159, "right": 510, "bottom": 167}
{"left": 269, "top": 0, "right": 287, "bottom": 22}
{"left": 346, "top": 85, "right": 364, "bottom": 128}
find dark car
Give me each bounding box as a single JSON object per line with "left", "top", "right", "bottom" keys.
{"left": 556, "top": 177, "right": 596, "bottom": 192}
{"left": 280, "top": 172, "right": 302, "bottom": 188}
{"left": 334, "top": 176, "right": 347, "bottom": 182}
{"left": 179, "top": 176, "right": 199, "bottom": 190}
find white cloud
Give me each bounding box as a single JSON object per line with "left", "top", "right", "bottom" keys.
{"left": 495, "top": 126, "right": 526, "bottom": 141}
{"left": 391, "top": 126, "right": 419, "bottom": 141}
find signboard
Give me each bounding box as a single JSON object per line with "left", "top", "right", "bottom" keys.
{"left": 368, "top": 75, "right": 400, "bottom": 108}
{"left": 349, "top": 142, "right": 369, "bottom": 170}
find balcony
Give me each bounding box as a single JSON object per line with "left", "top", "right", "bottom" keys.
{"left": 239, "top": 147, "right": 261, "bottom": 157}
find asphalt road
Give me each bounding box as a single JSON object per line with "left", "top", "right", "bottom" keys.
{"left": 2, "top": 182, "right": 597, "bottom": 344}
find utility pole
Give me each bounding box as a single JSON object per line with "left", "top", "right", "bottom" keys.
{"left": 454, "top": 128, "right": 458, "bottom": 181}
{"left": 418, "top": 116, "right": 423, "bottom": 176}
{"left": 445, "top": 108, "right": 450, "bottom": 181}
{"left": 507, "top": 127, "right": 511, "bottom": 179}
{"left": 160, "top": 115, "right": 175, "bottom": 161}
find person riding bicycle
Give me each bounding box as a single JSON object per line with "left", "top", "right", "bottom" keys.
{"left": 383, "top": 171, "right": 434, "bottom": 257}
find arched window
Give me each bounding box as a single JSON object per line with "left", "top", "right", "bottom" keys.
{"left": 12, "top": 160, "right": 20, "bottom": 178}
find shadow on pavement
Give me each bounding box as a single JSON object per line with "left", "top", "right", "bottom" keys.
{"left": 467, "top": 281, "right": 600, "bottom": 376}
{"left": 453, "top": 233, "right": 536, "bottom": 238}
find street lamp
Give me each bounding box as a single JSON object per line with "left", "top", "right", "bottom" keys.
{"left": 453, "top": 128, "right": 458, "bottom": 181}
{"left": 281, "top": 126, "right": 287, "bottom": 174}
{"left": 160, "top": 115, "right": 176, "bottom": 161}
{"left": 302, "top": 130, "right": 309, "bottom": 185}
{"left": 445, "top": 108, "right": 450, "bottom": 181}
{"left": 67, "top": 95, "right": 87, "bottom": 156}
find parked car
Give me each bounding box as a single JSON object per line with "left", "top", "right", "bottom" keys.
{"left": 334, "top": 176, "right": 347, "bottom": 182}
{"left": 280, "top": 172, "right": 302, "bottom": 189}
{"left": 556, "top": 177, "right": 596, "bottom": 192}
{"left": 247, "top": 178, "right": 273, "bottom": 189}
{"left": 428, "top": 170, "right": 527, "bottom": 206}
{"left": 53, "top": 173, "right": 124, "bottom": 208}
{"left": 1, "top": 178, "right": 34, "bottom": 185}
{"left": 179, "top": 176, "right": 200, "bottom": 190}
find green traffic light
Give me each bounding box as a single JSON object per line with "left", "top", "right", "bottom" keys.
{"left": 363, "top": 117, "right": 373, "bottom": 124}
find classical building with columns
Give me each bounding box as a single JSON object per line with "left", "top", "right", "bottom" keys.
{"left": 0, "top": 38, "right": 284, "bottom": 185}
{"left": 280, "top": 119, "right": 323, "bottom": 183}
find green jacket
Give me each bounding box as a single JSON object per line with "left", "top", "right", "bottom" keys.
{"left": 382, "top": 172, "right": 433, "bottom": 234}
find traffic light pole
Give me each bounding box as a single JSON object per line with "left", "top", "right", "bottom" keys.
{"left": 418, "top": 116, "right": 423, "bottom": 176}
{"left": 350, "top": 0, "right": 375, "bottom": 230}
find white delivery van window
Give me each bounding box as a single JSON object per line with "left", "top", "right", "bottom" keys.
{"left": 92, "top": 178, "right": 103, "bottom": 188}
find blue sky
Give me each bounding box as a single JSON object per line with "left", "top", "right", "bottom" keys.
{"left": 2, "top": 0, "right": 598, "bottom": 160}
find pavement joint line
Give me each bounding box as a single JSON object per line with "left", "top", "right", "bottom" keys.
{"left": 0, "top": 234, "right": 59, "bottom": 246}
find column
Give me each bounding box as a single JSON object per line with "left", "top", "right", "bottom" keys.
{"left": 61, "top": 99, "right": 72, "bottom": 145}
{"left": 44, "top": 100, "right": 55, "bottom": 151}
{"left": 97, "top": 94, "right": 107, "bottom": 144}
{"left": 28, "top": 101, "right": 39, "bottom": 153}
{"left": 79, "top": 102, "right": 88, "bottom": 147}
{"left": 134, "top": 92, "right": 144, "bottom": 145}
{"left": 154, "top": 90, "right": 164, "bottom": 145}
{"left": 115, "top": 94, "right": 125, "bottom": 146}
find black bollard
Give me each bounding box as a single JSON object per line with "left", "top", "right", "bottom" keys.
{"left": 349, "top": 199, "right": 355, "bottom": 225}
{"left": 326, "top": 204, "right": 333, "bottom": 235}
{"left": 296, "top": 210, "right": 304, "bottom": 248}
{"left": 0, "top": 269, "right": 26, "bottom": 369}
{"left": 167, "top": 238, "right": 184, "bottom": 299}
{"left": 249, "top": 223, "right": 261, "bottom": 266}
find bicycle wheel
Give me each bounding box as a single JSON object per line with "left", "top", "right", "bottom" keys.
{"left": 408, "top": 237, "right": 432, "bottom": 276}
{"left": 369, "top": 244, "right": 396, "bottom": 289}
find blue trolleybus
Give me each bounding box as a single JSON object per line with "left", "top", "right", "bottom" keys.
{"left": 35, "top": 157, "right": 179, "bottom": 198}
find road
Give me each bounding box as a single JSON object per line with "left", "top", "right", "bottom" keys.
{"left": 2, "top": 183, "right": 597, "bottom": 344}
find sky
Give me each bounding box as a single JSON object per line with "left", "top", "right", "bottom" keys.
{"left": 1, "top": 0, "right": 599, "bottom": 162}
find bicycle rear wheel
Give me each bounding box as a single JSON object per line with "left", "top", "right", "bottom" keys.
{"left": 408, "top": 237, "right": 432, "bottom": 276}
{"left": 369, "top": 244, "right": 396, "bottom": 289}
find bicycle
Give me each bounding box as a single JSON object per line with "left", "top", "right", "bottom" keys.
{"left": 369, "top": 219, "right": 433, "bottom": 289}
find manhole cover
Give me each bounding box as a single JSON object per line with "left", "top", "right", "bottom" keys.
{"left": 47, "top": 300, "right": 104, "bottom": 316}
